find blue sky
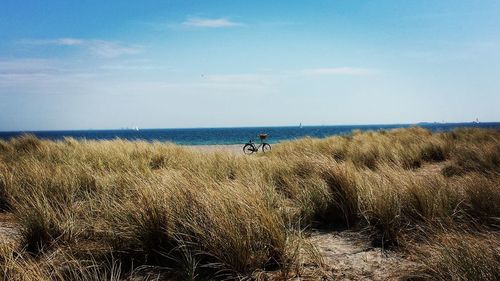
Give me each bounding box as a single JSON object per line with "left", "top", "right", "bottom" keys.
{"left": 1, "top": 0, "right": 499, "bottom": 131}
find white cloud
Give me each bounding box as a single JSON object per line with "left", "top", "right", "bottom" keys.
{"left": 300, "top": 67, "right": 377, "bottom": 76}
{"left": 182, "top": 17, "right": 242, "bottom": 28}
{"left": 19, "top": 38, "right": 143, "bottom": 58}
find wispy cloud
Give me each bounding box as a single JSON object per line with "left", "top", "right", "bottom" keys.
{"left": 53, "top": 38, "right": 84, "bottom": 46}
{"left": 98, "top": 59, "right": 162, "bottom": 71}
{"left": 19, "top": 38, "right": 143, "bottom": 58}
{"left": 0, "top": 58, "right": 98, "bottom": 87}
{"left": 87, "top": 40, "right": 142, "bottom": 58}
{"left": 0, "top": 57, "right": 159, "bottom": 86}
{"left": 19, "top": 38, "right": 84, "bottom": 46}
{"left": 203, "top": 74, "right": 268, "bottom": 83}
{"left": 0, "top": 59, "right": 55, "bottom": 74}
{"left": 182, "top": 17, "right": 242, "bottom": 28}
{"left": 300, "top": 67, "right": 377, "bottom": 76}
{"left": 0, "top": 57, "right": 378, "bottom": 98}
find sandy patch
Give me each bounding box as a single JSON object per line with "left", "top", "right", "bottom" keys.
{"left": 308, "top": 230, "right": 419, "bottom": 280}
{"left": 0, "top": 213, "right": 19, "bottom": 243}
{"left": 185, "top": 144, "right": 245, "bottom": 154}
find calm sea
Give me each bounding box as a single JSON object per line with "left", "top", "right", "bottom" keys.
{"left": 0, "top": 123, "right": 498, "bottom": 145}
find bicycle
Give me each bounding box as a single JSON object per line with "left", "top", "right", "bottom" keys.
{"left": 243, "top": 134, "right": 272, "bottom": 154}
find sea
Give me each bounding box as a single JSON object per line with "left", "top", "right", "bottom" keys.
{"left": 0, "top": 123, "right": 498, "bottom": 145}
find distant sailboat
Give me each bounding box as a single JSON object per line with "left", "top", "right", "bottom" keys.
{"left": 133, "top": 126, "right": 139, "bottom": 131}
{"left": 299, "top": 122, "right": 303, "bottom": 128}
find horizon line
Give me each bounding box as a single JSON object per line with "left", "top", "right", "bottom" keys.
{"left": 1, "top": 120, "right": 498, "bottom": 133}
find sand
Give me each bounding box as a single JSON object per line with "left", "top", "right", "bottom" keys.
{"left": 185, "top": 144, "right": 245, "bottom": 154}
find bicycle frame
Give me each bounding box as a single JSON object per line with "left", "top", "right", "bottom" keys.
{"left": 248, "top": 142, "right": 263, "bottom": 151}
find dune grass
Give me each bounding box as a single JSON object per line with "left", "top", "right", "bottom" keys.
{"left": 0, "top": 127, "right": 499, "bottom": 280}
{"left": 411, "top": 231, "right": 500, "bottom": 280}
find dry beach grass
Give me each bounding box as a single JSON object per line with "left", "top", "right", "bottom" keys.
{"left": 0, "top": 127, "right": 499, "bottom": 280}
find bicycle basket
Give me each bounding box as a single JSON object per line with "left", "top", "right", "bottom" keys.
{"left": 258, "top": 134, "right": 268, "bottom": 140}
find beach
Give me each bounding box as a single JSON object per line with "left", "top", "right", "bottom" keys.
{"left": 186, "top": 144, "right": 244, "bottom": 153}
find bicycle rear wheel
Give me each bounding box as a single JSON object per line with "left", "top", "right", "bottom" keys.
{"left": 243, "top": 144, "right": 256, "bottom": 154}
{"left": 262, "top": 143, "right": 271, "bottom": 153}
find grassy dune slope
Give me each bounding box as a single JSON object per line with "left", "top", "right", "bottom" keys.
{"left": 0, "top": 127, "right": 499, "bottom": 280}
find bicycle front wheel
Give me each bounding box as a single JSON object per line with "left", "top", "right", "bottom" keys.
{"left": 243, "top": 144, "right": 256, "bottom": 155}
{"left": 262, "top": 143, "right": 271, "bottom": 153}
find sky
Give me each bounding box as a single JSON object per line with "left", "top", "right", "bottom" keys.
{"left": 1, "top": 0, "right": 499, "bottom": 131}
